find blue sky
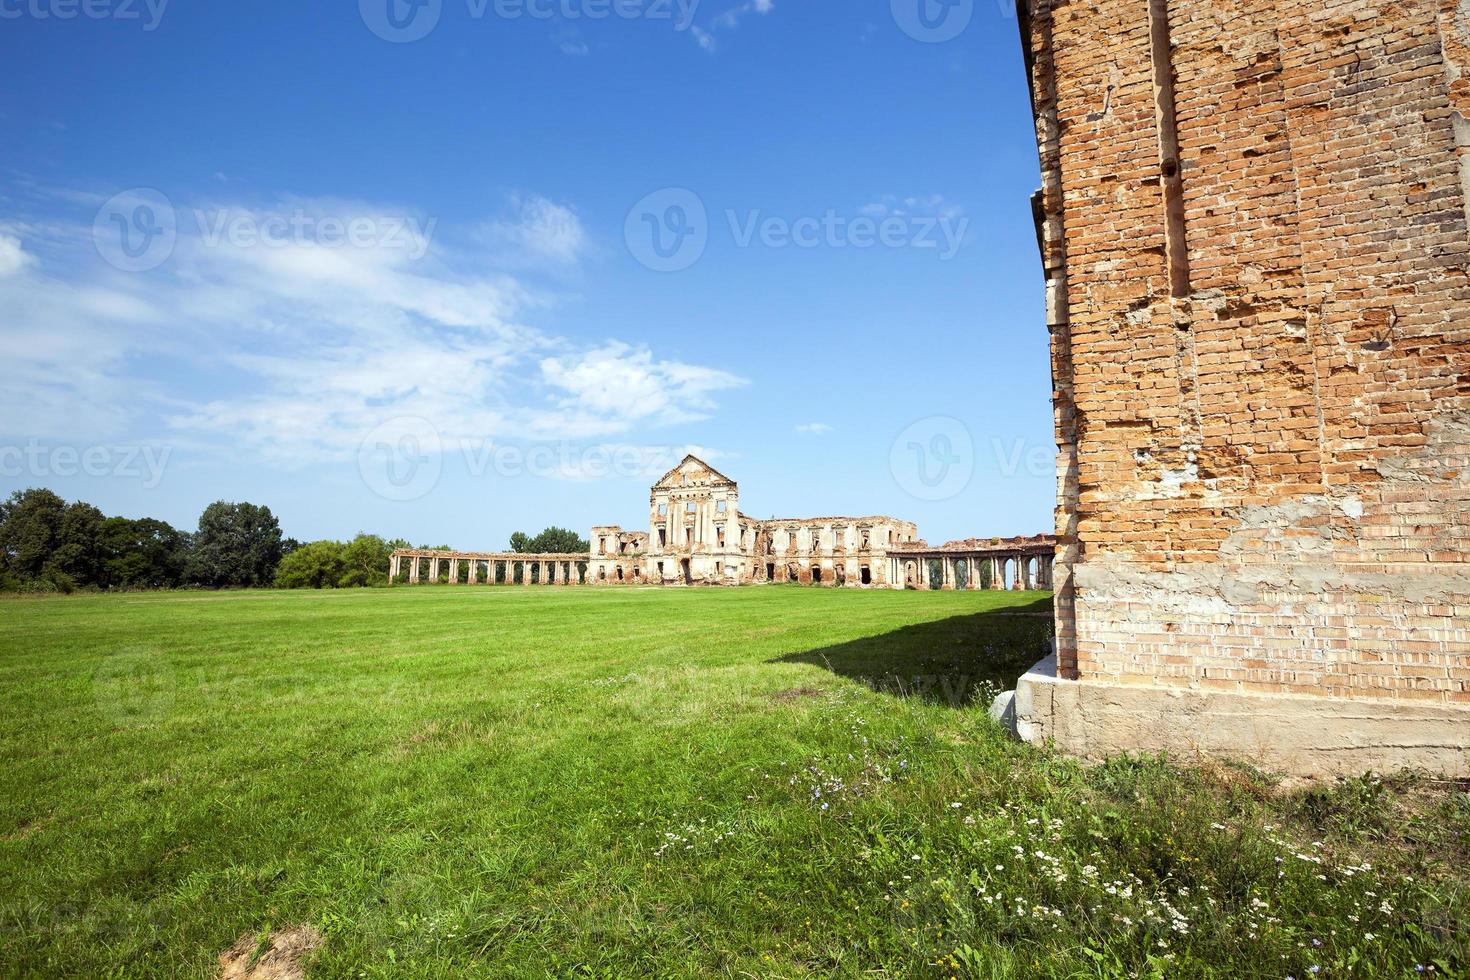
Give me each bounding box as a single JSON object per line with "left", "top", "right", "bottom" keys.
{"left": 0, "top": 0, "right": 1054, "bottom": 549}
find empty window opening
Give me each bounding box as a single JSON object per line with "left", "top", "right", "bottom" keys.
{"left": 860, "top": 566, "right": 872, "bottom": 585}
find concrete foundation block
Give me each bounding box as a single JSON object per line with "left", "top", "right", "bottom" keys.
{"left": 1010, "top": 658, "right": 1470, "bottom": 777}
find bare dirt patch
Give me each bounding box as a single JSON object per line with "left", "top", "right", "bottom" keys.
{"left": 218, "top": 925, "right": 322, "bottom": 980}
{"left": 771, "top": 686, "right": 825, "bottom": 702}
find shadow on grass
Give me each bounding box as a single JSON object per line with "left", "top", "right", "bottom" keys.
{"left": 771, "top": 597, "right": 1055, "bottom": 708}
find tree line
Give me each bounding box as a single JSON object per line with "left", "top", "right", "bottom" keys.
{"left": 0, "top": 488, "right": 588, "bottom": 592}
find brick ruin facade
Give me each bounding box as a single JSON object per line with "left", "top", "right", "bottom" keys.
{"left": 591, "top": 455, "right": 922, "bottom": 587}
{"left": 1009, "top": 0, "right": 1470, "bottom": 773}
{"left": 392, "top": 455, "right": 1058, "bottom": 591}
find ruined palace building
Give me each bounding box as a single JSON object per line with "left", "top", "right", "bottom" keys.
{"left": 392, "top": 454, "right": 1057, "bottom": 592}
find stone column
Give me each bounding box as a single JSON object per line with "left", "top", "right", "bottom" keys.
{"left": 449, "top": 558, "right": 460, "bottom": 584}
{"left": 389, "top": 555, "right": 399, "bottom": 582}
{"left": 467, "top": 560, "right": 478, "bottom": 585}
{"left": 408, "top": 556, "right": 420, "bottom": 584}
{"left": 430, "top": 557, "right": 441, "bottom": 583}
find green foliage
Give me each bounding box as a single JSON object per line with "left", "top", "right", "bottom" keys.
{"left": 0, "top": 588, "right": 1465, "bottom": 977}
{"left": 339, "top": 534, "right": 393, "bottom": 588}
{"left": 273, "top": 540, "right": 347, "bottom": 589}
{"left": 186, "top": 501, "right": 284, "bottom": 588}
{"left": 509, "top": 526, "right": 590, "bottom": 554}
{"left": 273, "top": 535, "right": 401, "bottom": 590}
{"left": 0, "top": 492, "right": 398, "bottom": 593}
{"left": 0, "top": 489, "right": 67, "bottom": 580}
{"left": 95, "top": 517, "right": 190, "bottom": 589}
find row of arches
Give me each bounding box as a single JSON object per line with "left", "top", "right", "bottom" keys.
{"left": 896, "top": 553, "right": 1054, "bottom": 592}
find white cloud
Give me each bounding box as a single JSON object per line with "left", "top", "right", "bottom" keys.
{"left": 477, "top": 193, "right": 587, "bottom": 265}
{"left": 861, "top": 194, "right": 962, "bottom": 219}
{"left": 540, "top": 342, "right": 746, "bottom": 434}
{"left": 0, "top": 233, "right": 33, "bottom": 278}
{"left": 0, "top": 192, "right": 743, "bottom": 466}
{"left": 693, "top": 0, "right": 775, "bottom": 51}
{"left": 795, "top": 422, "right": 832, "bottom": 435}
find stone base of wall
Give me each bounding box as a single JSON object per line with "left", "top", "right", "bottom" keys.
{"left": 1002, "top": 657, "right": 1470, "bottom": 777}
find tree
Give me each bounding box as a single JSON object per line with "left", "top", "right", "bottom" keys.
{"left": 510, "top": 527, "right": 590, "bottom": 554}
{"left": 187, "top": 501, "right": 284, "bottom": 588}
{"left": 97, "top": 517, "right": 189, "bottom": 589}
{"left": 339, "top": 533, "right": 392, "bottom": 588}
{"left": 273, "top": 540, "right": 346, "bottom": 589}
{"left": 0, "top": 489, "right": 67, "bottom": 580}
{"left": 49, "top": 502, "right": 105, "bottom": 588}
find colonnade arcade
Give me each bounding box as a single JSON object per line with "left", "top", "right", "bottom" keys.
{"left": 389, "top": 550, "right": 591, "bottom": 586}
{"left": 887, "top": 538, "right": 1057, "bottom": 592}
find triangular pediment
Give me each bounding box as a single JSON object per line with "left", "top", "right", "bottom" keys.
{"left": 653, "top": 454, "right": 737, "bottom": 490}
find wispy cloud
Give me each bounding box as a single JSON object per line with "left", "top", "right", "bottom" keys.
{"left": 861, "top": 194, "right": 965, "bottom": 221}
{"left": 795, "top": 422, "right": 832, "bottom": 435}
{"left": 0, "top": 187, "right": 745, "bottom": 469}
{"left": 476, "top": 193, "right": 587, "bottom": 266}
{"left": 692, "top": 0, "right": 775, "bottom": 51}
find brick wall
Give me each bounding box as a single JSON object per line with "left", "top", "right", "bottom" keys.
{"left": 1023, "top": 0, "right": 1470, "bottom": 702}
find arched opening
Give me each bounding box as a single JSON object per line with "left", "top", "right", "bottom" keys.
{"left": 680, "top": 559, "right": 692, "bottom": 585}
{"left": 860, "top": 565, "right": 872, "bottom": 586}
{"left": 812, "top": 565, "right": 823, "bottom": 585}
{"left": 954, "top": 560, "right": 969, "bottom": 590}
{"left": 616, "top": 566, "right": 624, "bottom": 581}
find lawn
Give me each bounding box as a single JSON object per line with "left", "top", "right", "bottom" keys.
{"left": 0, "top": 587, "right": 1466, "bottom": 978}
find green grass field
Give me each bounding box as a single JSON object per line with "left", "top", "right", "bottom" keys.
{"left": 1, "top": 587, "right": 1466, "bottom": 978}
